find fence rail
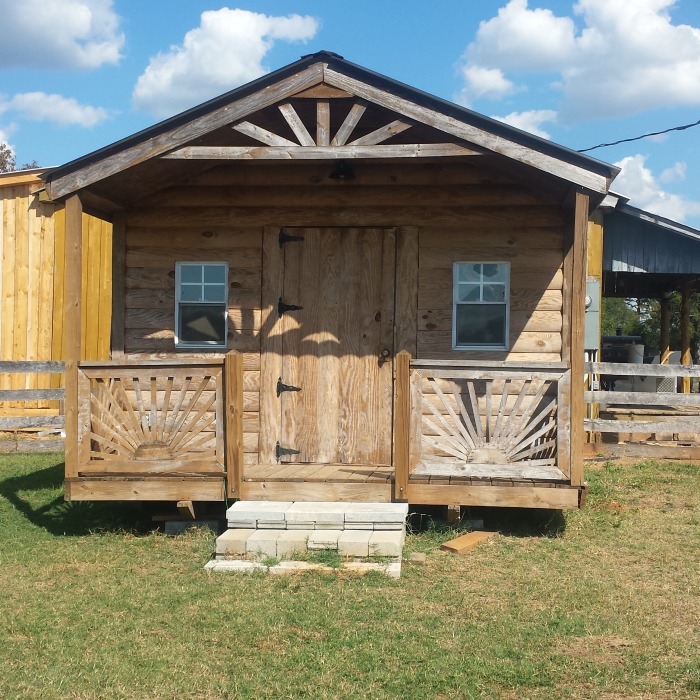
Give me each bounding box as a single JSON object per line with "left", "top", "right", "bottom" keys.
{"left": 584, "top": 362, "right": 699, "bottom": 435}
{"left": 0, "top": 361, "right": 66, "bottom": 432}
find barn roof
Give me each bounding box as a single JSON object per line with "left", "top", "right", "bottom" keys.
{"left": 42, "top": 50, "right": 618, "bottom": 208}
{"left": 601, "top": 193, "right": 700, "bottom": 297}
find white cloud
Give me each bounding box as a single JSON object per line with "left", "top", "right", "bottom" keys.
{"left": 614, "top": 154, "right": 700, "bottom": 222}
{"left": 457, "top": 0, "right": 700, "bottom": 121}
{"left": 0, "top": 0, "right": 123, "bottom": 69}
{"left": 132, "top": 8, "right": 319, "bottom": 118}
{"left": 456, "top": 66, "right": 517, "bottom": 105}
{"left": 491, "top": 109, "right": 557, "bottom": 139}
{"left": 659, "top": 161, "right": 687, "bottom": 184}
{"left": 0, "top": 93, "right": 108, "bottom": 127}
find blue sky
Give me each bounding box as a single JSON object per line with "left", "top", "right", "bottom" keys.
{"left": 1, "top": 0, "right": 699, "bottom": 227}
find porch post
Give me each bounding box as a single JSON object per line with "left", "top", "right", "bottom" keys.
{"left": 64, "top": 194, "right": 83, "bottom": 483}
{"left": 569, "top": 190, "right": 589, "bottom": 487}
{"left": 659, "top": 295, "right": 671, "bottom": 365}
{"left": 681, "top": 284, "right": 691, "bottom": 393}
{"left": 393, "top": 350, "right": 411, "bottom": 501}
{"left": 225, "top": 349, "right": 244, "bottom": 499}
{"left": 110, "top": 211, "right": 126, "bottom": 358}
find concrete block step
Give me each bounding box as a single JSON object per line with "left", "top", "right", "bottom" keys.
{"left": 215, "top": 527, "right": 405, "bottom": 560}
{"left": 226, "top": 501, "right": 408, "bottom": 531}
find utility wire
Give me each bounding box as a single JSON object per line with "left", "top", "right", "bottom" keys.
{"left": 578, "top": 117, "right": 700, "bottom": 153}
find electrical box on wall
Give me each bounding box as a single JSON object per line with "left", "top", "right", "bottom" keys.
{"left": 584, "top": 277, "right": 600, "bottom": 352}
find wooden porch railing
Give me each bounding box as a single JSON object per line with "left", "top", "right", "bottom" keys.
{"left": 76, "top": 359, "right": 226, "bottom": 477}
{"left": 584, "top": 362, "right": 700, "bottom": 436}
{"left": 395, "top": 357, "right": 571, "bottom": 498}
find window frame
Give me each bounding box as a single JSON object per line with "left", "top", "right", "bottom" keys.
{"left": 452, "top": 261, "right": 510, "bottom": 351}
{"left": 174, "top": 261, "right": 228, "bottom": 350}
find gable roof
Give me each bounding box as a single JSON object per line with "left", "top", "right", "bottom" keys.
{"left": 42, "top": 51, "right": 618, "bottom": 204}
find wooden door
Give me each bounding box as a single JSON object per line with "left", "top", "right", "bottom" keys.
{"left": 260, "top": 227, "right": 395, "bottom": 466}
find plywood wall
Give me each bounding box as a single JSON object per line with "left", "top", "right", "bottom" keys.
{"left": 0, "top": 177, "right": 112, "bottom": 415}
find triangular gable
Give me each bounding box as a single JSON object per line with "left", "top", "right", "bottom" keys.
{"left": 44, "top": 52, "right": 617, "bottom": 201}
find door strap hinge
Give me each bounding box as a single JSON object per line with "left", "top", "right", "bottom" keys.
{"left": 276, "top": 378, "right": 302, "bottom": 397}
{"left": 278, "top": 298, "right": 303, "bottom": 316}
{"left": 275, "top": 441, "right": 301, "bottom": 462}
{"left": 279, "top": 228, "right": 304, "bottom": 247}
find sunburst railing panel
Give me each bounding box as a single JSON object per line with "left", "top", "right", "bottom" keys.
{"left": 77, "top": 361, "right": 224, "bottom": 476}
{"left": 410, "top": 362, "right": 569, "bottom": 481}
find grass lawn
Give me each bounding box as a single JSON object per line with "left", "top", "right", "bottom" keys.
{"left": 1, "top": 455, "right": 699, "bottom": 699}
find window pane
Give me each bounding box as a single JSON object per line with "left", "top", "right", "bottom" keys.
{"left": 458, "top": 264, "right": 482, "bottom": 283}
{"left": 180, "top": 265, "right": 202, "bottom": 284}
{"left": 204, "top": 265, "right": 225, "bottom": 283}
{"left": 482, "top": 284, "right": 506, "bottom": 302}
{"left": 482, "top": 264, "right": 506, "bottom": 282}
{"left": 203, "top": 284, "right": 226, "bottom": 302}
{"left": 179, "top": 304, "right": 226, "bottom": 344}
{"left": 180, "top": 284, "right": 202, "bottom": 302}
{"left": 457, "top": 283, "right": 481, "bottom": 302}
{"left": 455, "top": 304, "right": 506, "bottom": 346}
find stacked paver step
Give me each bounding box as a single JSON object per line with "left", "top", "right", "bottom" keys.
{"left": 215, "top": 501, "right": 408, "bottom": 563}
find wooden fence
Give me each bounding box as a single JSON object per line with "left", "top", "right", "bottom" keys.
{"left": 0, "top": 360, "right": 65, "bottom": 451}
{"left": 0, "top": 173, "right": 111, "bottom": 416}
{"left": 584, "top": 362, "right": 700, "bottom": 451}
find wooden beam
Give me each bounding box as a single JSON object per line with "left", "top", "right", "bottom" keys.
{"left": 660, "top": 295, "right": 671, "bottom": 365}
{"left": 441, "top": 531, "right": 497, "bottom": 554}
{"left": 232, "top": 121, "right": 297, "bottom": 147}
{"left": 278, "top": 103, "right": 315, "bottom": 146}
{"left": 46, "top": 63, "right": 325, "bottom": 200}
{"left": 393, "top": 350, "right": 411, "bottom": 501}
{"left": 323, "top": 67, "right": 612, "bottom": 194}
{"left": 225, "top": 350, "right": 244, "bottom": 499}
{"left": 569, "top": 191, "right": 589, "bottom": 486}
{"left": 584, "top": 362, "right": 700, "bottom": 377}
{"left": 110, "top": 211, "right": 126, "bottom": 358}
{"left": 331, "top": 103, "right": 366, "bottom": 146}
{"left": 162, "top": 144, "right": 480, "bottom": 160}
{"left": 177, "top": 500, "right": 196, "bottom": 520}
{"left": 64, "top": 194, "right": 82, "bottom": 482}
{"left": 406, "top": 483, "right": 581, "bottom": 509}
{"left": 585, "top": 391, "right": 700, "bottom": 408}
{"left": 347, "top": 119, "right": 411, "bottom": 146}
{"left": 316, "top": 101, "right": 330, "bottom": 146}
{"left": 681, "top": 283, "right": 692, "bottom": 393}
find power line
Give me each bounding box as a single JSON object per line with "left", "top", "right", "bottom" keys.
{"left": 578, "top": 117, "right": 700, "bottom": 153}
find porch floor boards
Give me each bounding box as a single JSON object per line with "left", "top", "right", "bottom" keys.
{"left": 242, "top": 463, "right": 571, "bottom": 488}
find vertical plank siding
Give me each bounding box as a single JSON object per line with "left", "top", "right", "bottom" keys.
{"left": 0, "top": 176, "right": 112, "bottom": 416}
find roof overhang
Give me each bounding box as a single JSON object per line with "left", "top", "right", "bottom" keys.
{"left": 42, "top": 51, "right": 618, "bottom": 206}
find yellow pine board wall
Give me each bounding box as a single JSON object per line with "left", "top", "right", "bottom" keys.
{"left": 0, "top": 176, "right": 112, "bottom": 416}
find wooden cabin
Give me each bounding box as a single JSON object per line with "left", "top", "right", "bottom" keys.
{"left": 0, "top": 170, "right": 111, "bottom": 417}
{"left": 42, "top": 52, "right": 618, "bottom": 509}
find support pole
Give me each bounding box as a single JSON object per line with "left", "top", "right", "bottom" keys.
{"left": 64, "top": 195, "right": 83, "bottom": 482}
{"left": 225, "top": 350, "right": 244, "bottom": 499}
{"left": 659, "top": 295, "right": 671, "bottom": 365}
{"left": 393, "top": 350, "right": 411, "bottom": 501}
{"left": 681, "top": 284, "right": 691, "bottom": 393}
{"left": 569, "top": 191, "right": 589, "bottom": 487}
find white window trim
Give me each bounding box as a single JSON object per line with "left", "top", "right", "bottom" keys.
{"left": 174, "top": 261, "right": 228, "bottom": 349}
{"left": 452, "top": 261, "right": 510, "bottom": 351}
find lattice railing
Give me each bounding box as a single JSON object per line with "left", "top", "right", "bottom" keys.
{"left": 408, "top": 360, "right": 571, "bottom": 481}
{"left": 76, "top": 360, "right": 225, "bottom": 476}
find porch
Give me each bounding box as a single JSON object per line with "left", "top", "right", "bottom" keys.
{"left": 67, "top": 353, "right": 583, "bottom": 509}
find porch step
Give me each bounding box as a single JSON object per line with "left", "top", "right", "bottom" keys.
{"left": 226, "top": 501, "right": 408, "bottom": 531}
{"left": 210, "top": 501, "right": 409, "bottom": 577}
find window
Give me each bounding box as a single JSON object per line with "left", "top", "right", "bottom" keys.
{"left": 175, "top": 262, "right": 228, "bottom": 348}
{"left": 453, "top": 262, "right": 509, "bottom": 350}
